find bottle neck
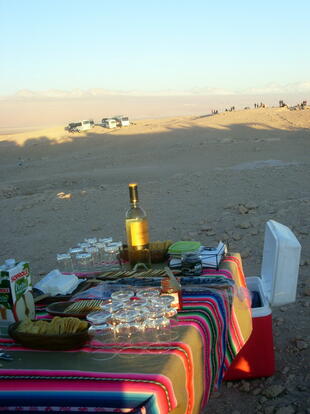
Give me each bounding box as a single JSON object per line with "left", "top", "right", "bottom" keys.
{"left": 129, "top": 183, "right": 139, "bottom": 205}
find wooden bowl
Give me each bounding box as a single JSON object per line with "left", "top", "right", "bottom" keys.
{"left": 9, "top": 321, "right": 90, "bottom": 351}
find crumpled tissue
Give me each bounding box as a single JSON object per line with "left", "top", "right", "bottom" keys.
{"left": 34, "top": 269, "right": 84, "bottom": 296}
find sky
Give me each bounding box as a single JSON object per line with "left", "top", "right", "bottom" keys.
{"left": 1, "top": 0, "right": 310, "bottom": 97}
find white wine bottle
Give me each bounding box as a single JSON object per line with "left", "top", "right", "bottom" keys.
{"left": 125, "top": 183, "right": 151, "bottom": 268}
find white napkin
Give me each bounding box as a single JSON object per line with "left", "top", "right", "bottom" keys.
{"left": 34, "top": 269, "right": 84, "bottom": 296}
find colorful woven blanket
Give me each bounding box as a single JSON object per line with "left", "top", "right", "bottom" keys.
{"left": 0, "top": 254, "right": 252, "bottom": 414}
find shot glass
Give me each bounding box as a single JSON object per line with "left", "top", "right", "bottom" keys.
{"left": 56, "top": 253, "right": 73, "bottom": 273}
{"left": 68, "top": 247, "right": 84, "bottom": 272}
{"left": 84, "top": 237, "right": 97, "bottom": 245}
{"left": 75, "top": 252, "right": 92, "bottom": 274}
{"left": 103, "top": 244, "right": 121, "bottom": 270}
{"left": 98, "top": 237, "right": 113, "bottom": 245}
{"left": 86, "top": 246, "right": 100, "bottom": 270}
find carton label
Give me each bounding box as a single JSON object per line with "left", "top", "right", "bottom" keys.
{"left": 0, "top": 262, "right": 35, "bottom": 322}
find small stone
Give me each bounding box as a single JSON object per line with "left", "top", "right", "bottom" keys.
{"left": 232, "top": 233, "right": 242, "bottom": 241}
{"left": 262, "top": 384, "right": 286, "bottom": 398}
{"left": 246, "top": 202, "right": 258, "bottom": 209}
{"left": 252, "top": 387, "right": 262, "bottom": 395}
{"left": 275, "top": 317, "right": 284, "bottom": 326}
{"left": 200, "top": 225, "right": 213, "bottom": 232}
{"left": 239, "top": 380, "right": 251, "bottom": 392}
{"left": 274, "top": 405, "right": 296, "bottom": 414}
{"left": 297, "top": 384, "right": 307, "bottom": 391}
{"left": 303, "top": 284, "right": 310, "bottom": 296}
{"left": 282, "top": 367, "right": 290, "bottom": 375}
{"left": 238, "top": 221, "right": 251, "bottom": 229}
{"left": 264, "top": 406, "right": 276, "bottom": 414}
{"left": 295, "top": 340, "right": 308, "bottom": 350}
{"left": 238, "top": 204, "right": 249, "bottom": 214}
{"left": 212, "top": 391, "right": 221, "bottom": 398}
{"left": 280, "top": 306, "right": 287, "bottom": 312}
{"left": 206, "top": 230, "right": 216, "bottom": 236}
{"left": 300, "top": 259, "right": 309, "bottom": 266}
{"left": 241, "top": 248, "right": 252, "bottom": 259}
{"left": 251, "top": 228, "right": 259, "bottom": 235}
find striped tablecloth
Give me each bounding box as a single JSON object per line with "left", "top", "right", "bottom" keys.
{"left": 0, "top": 253, "right": 252, "bottom": 413}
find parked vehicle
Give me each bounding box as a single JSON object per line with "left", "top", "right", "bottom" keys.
{"left": 113, "top": 115, "right": 130, "bottom": 127}
{"left": 65, "top": 120, "right": 94, "bottom": 133}
{"left": 101, "top": 118, "right": 117, "bottom": 129}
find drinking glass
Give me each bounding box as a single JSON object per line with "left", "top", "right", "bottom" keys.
{"left": 111, "top": 289, "right": 134, "bottom": 303}
{"left": 75, "top": 252, "right": 92, "bottom": 273}
{"left": 136, "top": 288, "right": 160, "bottom": 301}
{"left": 95, "top": 242, "right": 106, "bottom": 264}
{"left": 103, "top": 244, "right": 122, "bottom": 270}
{"left": 78, "top": 242, "right": 91, "bottom": 250}
{"left": 85, "top": 237, "right": 97, "bottom": 245}
{"left": 98, "top": 237, "right": 113, "bottom": 245}
{"left": 112, "top": 309, "right": 140, "bottom": 358}
{"left": 69, "top": 247, "right": 84, "bottom": 272}
{"left": 86, "top": 311, "right": 116, "bottom": 361}
{"left": 86, "top": 246, "right": 100, "bottom": 270}
{"left": 56, "top": 253, "right": 73, "bottom": 273}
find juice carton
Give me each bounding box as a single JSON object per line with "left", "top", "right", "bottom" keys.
{"left": 0, "top": 260, "right": 35, "bottom": 336}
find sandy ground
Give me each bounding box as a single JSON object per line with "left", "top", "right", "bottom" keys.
{"left": 0, "top": 107, "right": 309, "bottom": 413}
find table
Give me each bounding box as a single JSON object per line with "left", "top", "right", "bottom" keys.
{"left": 0, "top": 254, "right": 252, "bottom": 413}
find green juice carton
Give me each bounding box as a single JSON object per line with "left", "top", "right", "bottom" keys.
{"left": 0, "top": 259, "right": 35, "bottom": 336}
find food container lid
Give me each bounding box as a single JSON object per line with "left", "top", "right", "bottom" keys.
{"left": 261, "top": 220, "right": 301, "bottom": 306}
{"left": 168, "top": 241, "right": 201, "bottom": 256}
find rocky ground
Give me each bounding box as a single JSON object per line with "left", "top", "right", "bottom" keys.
{"left": 0, "top": 107, "right": 309, "bottom": 413}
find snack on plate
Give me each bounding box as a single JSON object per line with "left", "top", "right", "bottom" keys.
{"left": 64, "top": 300, "right": 105, "bottom": 314}
{"left": 17, "top": 317, "right": 88, "bottom": 336}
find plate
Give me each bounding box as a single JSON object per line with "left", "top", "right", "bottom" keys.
{"left": 46, "top": 300, "right": 105, "bottom": 318}
{"left": 9, "top": 321, "right": 90, "bottom": 351}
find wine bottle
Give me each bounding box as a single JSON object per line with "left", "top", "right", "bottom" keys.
{"left": 125, "top": 183, "right": 151, "bottom": 268}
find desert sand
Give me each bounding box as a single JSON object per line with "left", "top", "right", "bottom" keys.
{"left": 0, "top": 106, "right": 309, "bottom": 413}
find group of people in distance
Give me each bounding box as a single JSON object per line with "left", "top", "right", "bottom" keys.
{"left": 210, "top": 99, "right": 308, "bottom": 117}
{"left": 254, "top": 102, "right": 266, "bottom": 108}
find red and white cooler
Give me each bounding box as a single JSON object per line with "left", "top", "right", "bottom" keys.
{"left": 224, "top": 220, "right": 301, "bottom": 380}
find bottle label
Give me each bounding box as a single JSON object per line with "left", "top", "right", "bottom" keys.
{"left": 129, "top": 220, "right": 149, "bottom": 247}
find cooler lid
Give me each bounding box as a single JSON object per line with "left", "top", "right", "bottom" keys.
{"left": 261, "top": 220, "right": 301, "bottom": 306}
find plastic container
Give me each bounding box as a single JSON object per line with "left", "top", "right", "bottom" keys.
{"left": 224, "top": 220, "right": 301, "bottom": 380}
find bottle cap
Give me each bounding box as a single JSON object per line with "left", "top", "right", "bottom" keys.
{"left": 128, "top": 183, "right": 139, "bottom": 203}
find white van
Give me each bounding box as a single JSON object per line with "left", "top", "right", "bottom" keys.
{"left": 113, "top": 115, "right": 130, "bottom": 127}
{"left": 102, "top": 118, "right": 117, "bottom": 129}
{"left": 65, "top": 120, "right": 94, "bottom": 133}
